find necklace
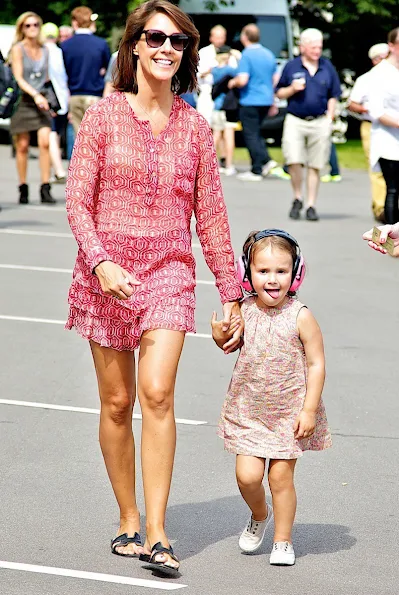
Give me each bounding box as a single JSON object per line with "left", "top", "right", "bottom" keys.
{"left": 135, "top": 97, "right": 162, "bottom": 125}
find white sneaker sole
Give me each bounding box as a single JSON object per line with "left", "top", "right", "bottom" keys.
{"left": 270, "top": 551, "right": 295, "bottom": 565}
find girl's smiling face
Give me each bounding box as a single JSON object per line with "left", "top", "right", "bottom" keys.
{"left": 250, "top": 245, "right": 293, "bottom": 308}
{"left": 134, "top": 12, "right": 184, "bottom": 86}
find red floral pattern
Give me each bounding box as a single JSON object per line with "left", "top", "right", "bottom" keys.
{"left": 65, "top": 92, "right": 242, "bottom": 350}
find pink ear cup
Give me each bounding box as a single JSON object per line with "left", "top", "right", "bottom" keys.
{"left": 236, "top": 256, "right": 253, "bottom": 293}
{"left": 289, "top": 256, "right": 305, "bottom": 292}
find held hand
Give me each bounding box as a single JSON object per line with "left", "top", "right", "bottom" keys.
{"left": 293, "top": 410, "right": 316, "bottom": 440}
{"left": 268, "top": 105, "right": 279, "bottom": 117}
{"left": 211, "top": 311, "right": 242, "bottom": 351}
{"left": 291, "top": 80, "right": 306, "bottom": 93}
{"left": 227, "top": 78, "right": 236, "bottom": 89}
{"left": 362, "top": 224, "right": 399, "bottom": 256}
{"left": 94, "top": 260, "right": 141, "bottom": 300}
{"left": 222, "top": 301, "right": 244, "bottom": 354}
{"left": 34, "top": 93, "right": 49, "bottom": 111}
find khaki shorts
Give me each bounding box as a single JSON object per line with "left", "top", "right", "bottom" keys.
{"left": 211, "top": 110, "right": 238, "bottom": 132}
{"left": 282, "top": 113, "right": 332, "bottom": 170}
{"left": 69, "top": 95, "right": 101, "bottom": 135}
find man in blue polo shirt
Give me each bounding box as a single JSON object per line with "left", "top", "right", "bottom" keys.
{"left": 228, "top": 24, "right": 277, "bottom": 182}
{"left": 62, "top": 6, "right": 110, "bottom": 134}
{"left": 276, "top": 28, "right": 341, "bottom": 221}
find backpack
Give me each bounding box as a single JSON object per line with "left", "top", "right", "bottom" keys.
{"left": 0, "top": 50, "right": 20, "bottom": 119}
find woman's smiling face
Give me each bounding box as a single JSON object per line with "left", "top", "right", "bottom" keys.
{"left": 134, "top": 12, "right": 185, "bottom": 86}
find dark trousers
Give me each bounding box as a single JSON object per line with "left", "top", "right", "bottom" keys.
{"left": 239, "top": 106, "right": 271, "bottom": 175}
{"left": 329, "top": 143, "right": 340, "bottom": 176}
{"left": 379, "top": 158, "right": 399, "bottom": 224}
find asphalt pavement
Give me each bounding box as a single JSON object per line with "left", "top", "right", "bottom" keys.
{"left": 0, "top": 144, "right": 397, "bottom": 595}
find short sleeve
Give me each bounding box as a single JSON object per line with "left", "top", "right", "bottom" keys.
{"left": 275, "top": 62, "right": 291, "bottom": 90}
{"left": 237, "top": 51, "right": 251, "bottom": 76}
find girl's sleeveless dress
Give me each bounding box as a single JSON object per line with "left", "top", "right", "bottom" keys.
{"left": 218, "top": 296, "right": 332, "bottom": 459}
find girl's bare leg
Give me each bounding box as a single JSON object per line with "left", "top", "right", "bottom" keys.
{"left": 236, "top": 455, "right": 268, "bottom": 520}
{"left": 90, "top": 341, "right": 143, "bottom": 556}
{"left": 138, "top": 329, "right": 185, "bottom": 568}
{"left": 224, "top": 127, "right": 235, "bottom": 170}
{"left": 268, "top": 459, "right": 297, "bottom": 542}
{"left": 49, "top": 130, "right": 66, "bottom": 178}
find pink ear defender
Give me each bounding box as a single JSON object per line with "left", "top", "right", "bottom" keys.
{"left": 236, "top": 229, "right": 306, "bottom": 293}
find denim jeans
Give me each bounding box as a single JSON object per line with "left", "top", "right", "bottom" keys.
{"left": 239, "top": 106, "right": 271, "bottom": 174}
{"left": 329, "top": 143, "right": 340, "bottom": 176}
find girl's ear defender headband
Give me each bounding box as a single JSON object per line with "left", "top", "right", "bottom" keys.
{"left": 236, "top": 228, "right": 306, "bottom": 293}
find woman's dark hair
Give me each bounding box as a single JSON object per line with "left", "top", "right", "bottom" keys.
{"left": 114, "top": 0, "right": 199, "bottom": 94}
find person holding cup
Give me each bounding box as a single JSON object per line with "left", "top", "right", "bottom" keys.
{"left": 275, "top": 28, "right": 341, "bottom": 221}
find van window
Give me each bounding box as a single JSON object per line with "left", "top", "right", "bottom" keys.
{"left": 190, "top": 14, "right": 289, "bottom": 60}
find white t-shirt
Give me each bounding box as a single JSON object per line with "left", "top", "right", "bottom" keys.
{"left": 368, "top": 60, "right": 399, "bottom": 169}
{"left": 349, "top": 71, "right": 372, "bottom": 121}
{"left": 46, "top": 42, "right": 69, "bottom": 115}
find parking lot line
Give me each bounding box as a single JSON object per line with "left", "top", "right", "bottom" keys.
{"left": 0, "top": 314, "right": 212, "bottom": 338}
{"left": 0, "top": 561, "right": 187, "bottom": 590}
{"left": 0, "top": 263, "right": 214, "bottom": 284}
{"left": 0, "top": 229, "right": 201, "bottom": 248}
{"left": 0, "top": 399, "right": 207, "bottom": 426}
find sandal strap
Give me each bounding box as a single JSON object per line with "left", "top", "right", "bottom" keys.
{"left": 111, "top": 532, "right": 142, "bottom": 550}
{"left": 150, "top": 542, "right": 178, "bottom": 564}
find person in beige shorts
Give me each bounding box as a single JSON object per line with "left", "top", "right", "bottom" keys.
{"left": 275, "top": 28, "right": 341, "bottom": 221}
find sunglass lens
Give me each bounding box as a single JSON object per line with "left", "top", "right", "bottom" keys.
{"left": 170, "top": 35, "right": 189, "bottom": 51}
{"left": 147, "top": 31, "right": 166, "bottom": 48}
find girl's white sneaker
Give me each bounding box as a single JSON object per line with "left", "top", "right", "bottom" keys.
{"left": 269, "top": 541, "right": 295, "bottom": 565}
{"left": 238, "top": 504, "right": 273, "bottom": 553}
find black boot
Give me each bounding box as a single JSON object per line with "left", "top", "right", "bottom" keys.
{"left": 19, "top": 183, "right": 29, "bottom": 204}
{"left": 40, "top": 183, "right": 56, "bottom": 204}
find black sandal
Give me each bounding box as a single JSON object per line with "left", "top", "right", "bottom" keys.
{"left": 139, "top": 542, "right": 180, "bottom": 576}
{"left": 111, "top": 532, "right": 143, "bottom": 558}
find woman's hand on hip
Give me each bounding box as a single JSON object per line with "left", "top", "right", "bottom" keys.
{"left": 94, "top": 260, "right": 141, "bottom": 299}
{"left": 221, "top": 301, "right": 244, "bottom": 354}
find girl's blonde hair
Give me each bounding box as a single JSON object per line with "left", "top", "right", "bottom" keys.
{"left": 13, "top": 12, "right": 44, "bottom": 47}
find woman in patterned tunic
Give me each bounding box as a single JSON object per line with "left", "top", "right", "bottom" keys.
{"left": 65, "top": 0, "right": 243, "bottom": 575}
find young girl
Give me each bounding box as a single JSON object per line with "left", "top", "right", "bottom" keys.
{"left": 212, "top": 229, "right": 332, "bottom": 565}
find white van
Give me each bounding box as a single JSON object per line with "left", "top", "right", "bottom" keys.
{"left": 179, "top": 0, "right": 293, "bottom": 65}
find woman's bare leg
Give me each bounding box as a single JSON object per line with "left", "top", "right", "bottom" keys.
{"left": 138, "top": 329, "right": 185, "bottom": 567}
{"left": 90, "top": 340, "right": 143, "bottom": 556}
{"left": 37, "top": 126, "right": 51, "bottom": 184}
{"left": 224, "top": 127, "right": 235, "bottom": 170}
{"left": 268, "top": 459, "right": 297, "bottom": 542}
{"left": 15, "top": 133, "right": 29, "bottom": 184}
{"left": 49, "top": 130, "right": 66, "bottom": 178}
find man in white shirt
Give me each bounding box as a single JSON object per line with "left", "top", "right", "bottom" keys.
{"left": 197, "top": 25, "right": 230, "bottom": 124}
{"left": 367, "top": 29, "right": 399, "bottom": 224}
{"left": 348, "top": 43, "right": 389, "bottom": 221}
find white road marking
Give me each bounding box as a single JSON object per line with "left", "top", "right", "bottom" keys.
{"left": 0, "top": 399, "right": 207, "bottom": 426}
{"left": 0, "top": 314, "right": 212, "bottom": 339}
{"left": 0, "top": 263, "right": 214, "bottom": 285}
{"left": 0, "top": 561, "right": 187, "bottom": 590}
{"left": 0, "top": 229, "right": 201, "bottom": 248}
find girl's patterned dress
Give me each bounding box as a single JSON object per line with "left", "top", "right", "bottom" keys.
{"left": 218, "top": 296, "right": 332, "bottom": 459}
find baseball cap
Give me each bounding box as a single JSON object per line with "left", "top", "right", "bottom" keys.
{"left": 368, "top": 43, "right": 389, "bottom": 60}
{"left": 42, "top": 22, "right": 59, "bottom": 39}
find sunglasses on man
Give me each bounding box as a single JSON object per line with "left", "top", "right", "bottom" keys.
{"left": 141, "top": 29, "right": 190, "bottom": 52}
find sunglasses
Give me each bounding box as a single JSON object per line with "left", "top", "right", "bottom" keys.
{"left": 24, "top": 22, "right": 39, "bottom": 28}
{"left": 141, "top": 29, "right": 190, "bottom": 51}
